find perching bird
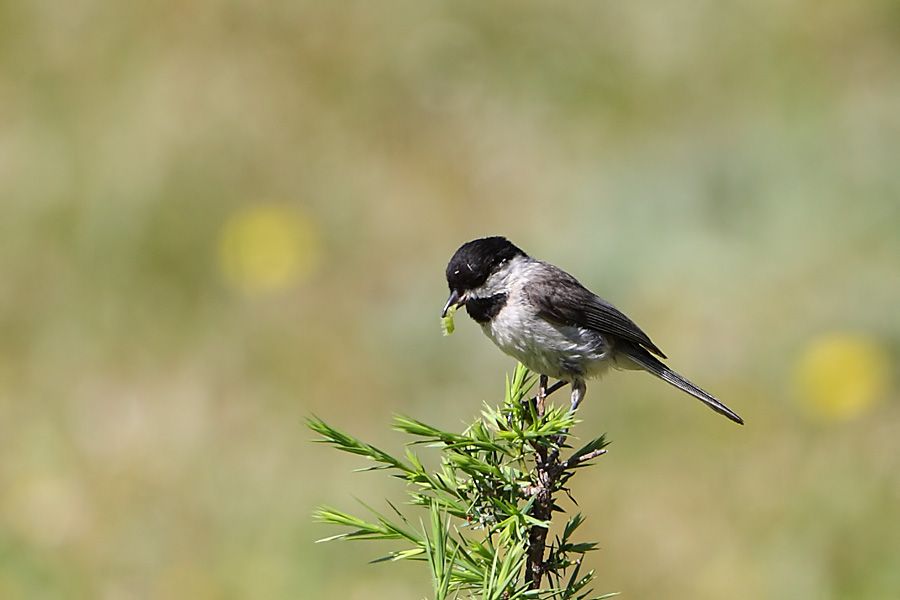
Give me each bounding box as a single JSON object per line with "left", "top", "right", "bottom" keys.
{"left": 441, "top": 236, "right": 743, "bottom": 424}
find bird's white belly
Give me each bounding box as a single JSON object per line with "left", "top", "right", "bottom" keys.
{"left": 481, "top": 306, "right": 612, "bottom": 381}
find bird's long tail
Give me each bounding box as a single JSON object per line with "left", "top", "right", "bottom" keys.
{"left": 616, "top": 342, "right": 744, "bottom": 425}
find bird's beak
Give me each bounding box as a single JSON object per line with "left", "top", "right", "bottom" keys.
{"left": 442, "top": 289, "right": 466, "bottom": 318}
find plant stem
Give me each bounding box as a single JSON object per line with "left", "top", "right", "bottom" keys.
{"left": 525, "top": 380, "right": 568, "bottom": 589}
{"left": 526, "top": 443, "right": 556, "bottom": 588}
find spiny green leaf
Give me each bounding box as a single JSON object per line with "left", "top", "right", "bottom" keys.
{"left": 307, "top": 416, "right": 416, "bottom": 474}
{"left": 310, "top": 360, "right": 613, "bottom": 599}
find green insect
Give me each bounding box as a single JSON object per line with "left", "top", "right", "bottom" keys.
{"left": 441, "top": 303, "right": 457, "bottom": 336}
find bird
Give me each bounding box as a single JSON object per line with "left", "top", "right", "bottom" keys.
{"left": 441, "top": 236, "right": 743, "bottom": 424}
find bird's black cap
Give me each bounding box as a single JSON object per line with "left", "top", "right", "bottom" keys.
{"left": 445, "top": 236, "right": 526, "bottom": 291}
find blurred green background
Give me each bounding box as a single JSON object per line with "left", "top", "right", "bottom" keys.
{"left": 2, "top": 1, "right": 899, "bottom": 598}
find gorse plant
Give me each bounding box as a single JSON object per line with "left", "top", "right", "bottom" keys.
{"left": 308, "top": 364, "right": 615, "bottom": 599}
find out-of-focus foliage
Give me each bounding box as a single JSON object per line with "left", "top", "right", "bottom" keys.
{"left": 0, "top": 1, "right": 898, "bottom": 599}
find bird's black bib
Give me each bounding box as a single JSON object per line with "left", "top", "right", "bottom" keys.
{"left": 465, "top": 293, "right": 508, "bottom": 323}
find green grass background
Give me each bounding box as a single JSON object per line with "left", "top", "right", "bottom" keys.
{"left": 1, "top": 1, "right": 898, "bottom": 598}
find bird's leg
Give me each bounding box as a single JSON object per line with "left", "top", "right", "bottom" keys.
{"left": 569, "top": 379, "right": 586, "bottom": 414}
{"left": 537, "top": 375, "right": 549, "bottom": 416}
{"left": 528, "top": 379, "right": 567, "bottom": 415}
{"left": 547, "top": 379, "right": 588, "bottom": 450}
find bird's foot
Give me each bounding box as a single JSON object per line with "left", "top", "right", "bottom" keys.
{"left": 537, "top": 375, "right": 549, "bottom": 416}
{"left": 528, "top": 378, "right": 566, "bottom": 417}
{"left": 568, "top": 379, "right": 586, "bottom": 416}
{"left": 569, "top": 397, "right": 582, "bottom": 414}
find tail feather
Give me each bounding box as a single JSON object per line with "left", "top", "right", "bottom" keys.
{"left": 617, "top": 343, "right": 744, "bottom": 425}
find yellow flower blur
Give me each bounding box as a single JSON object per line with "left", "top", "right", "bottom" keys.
{"left": 218, "top": 204, "right": 320, "bottom": 293}
{"left": 794, "top": 333, "right": 891, "bottom": 421}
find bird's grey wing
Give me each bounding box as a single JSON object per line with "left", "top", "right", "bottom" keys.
{"left": 526, "top": 268, "right": 667, "bottom": 358}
